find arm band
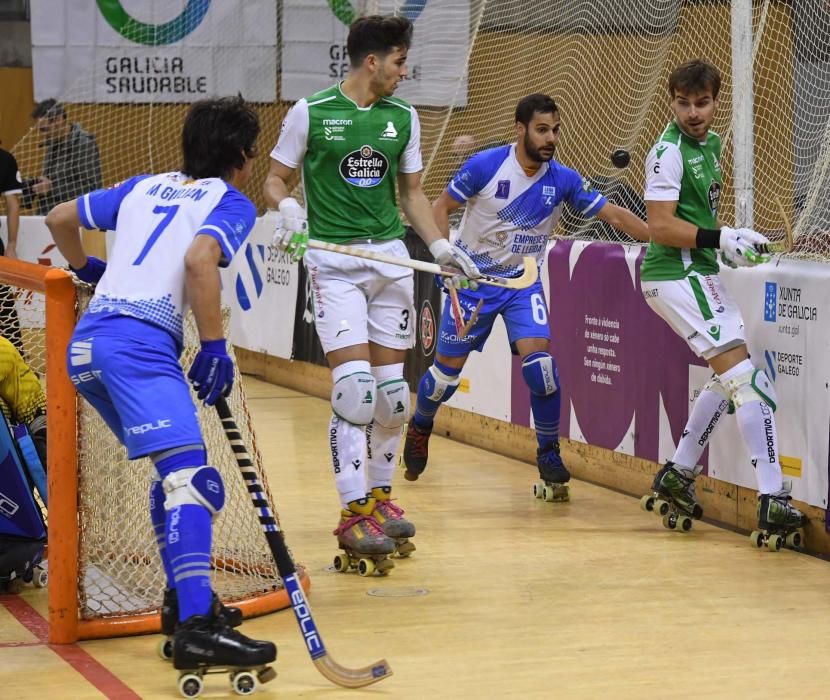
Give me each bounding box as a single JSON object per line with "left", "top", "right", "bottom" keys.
{"left": 695, "top": 228, "right": 721, "bottom": 249}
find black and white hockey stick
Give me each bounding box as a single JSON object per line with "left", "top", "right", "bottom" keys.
{"left": 215, "top": 396, "right": 393, "bottom": 688}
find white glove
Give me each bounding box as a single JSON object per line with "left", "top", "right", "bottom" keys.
{"left": 429, "top": 238, "right": 482, "bottom": 290}
{"left": 719, "top": 227, "right": 771, "bottom": 267}
{"left": 273, "top": 197, "right": 308, "bottom": 262}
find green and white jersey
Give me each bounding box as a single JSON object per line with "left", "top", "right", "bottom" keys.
{"left": 640, "top": 121, "right": 722, "bottom": 281}
{"left": 271, "top": 83, "right": 423, "bottom": 243}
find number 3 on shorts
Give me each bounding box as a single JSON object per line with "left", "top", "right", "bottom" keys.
{"left": 531, "top": 293, "right": 547, "bottom": 325}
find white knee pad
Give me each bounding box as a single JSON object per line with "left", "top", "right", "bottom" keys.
{"left": 162, "top": 465, "right": 226, "bottom": 518}
{"left": 374, "top": 377, "right": 410, "bottom": 428}
{"left": 425, "top": 365, "right": 461, "bottom": 402}
{"left": 332, "top": 371, "right": 376, "bottom": 426}
{"left": 702, "top": 374, "right": 729, "bottom": 400}
{"left": 724, "top": 368, "right": 777, "bottom": 411}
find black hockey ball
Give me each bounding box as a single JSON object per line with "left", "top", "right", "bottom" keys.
{"left": 611, "top": 149, "right": 630, "bottom": 168}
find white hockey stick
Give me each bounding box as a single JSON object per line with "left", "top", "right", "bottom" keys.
{"left": 307, "top": 239, "right": 538, "bottom": 290}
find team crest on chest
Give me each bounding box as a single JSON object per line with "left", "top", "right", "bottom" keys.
{"left": 495, "top": 180, "right": 510, "bottom": 199}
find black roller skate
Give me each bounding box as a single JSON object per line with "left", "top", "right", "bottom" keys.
{"left": 640, "top": 461, "right": 703, "bottom": 532}
{"left": 173, "top": 612, "right": 277, "bottom": 698}
{"left": 532, "top": 442, "right": 571, "bottom": 502}
{"left": 157, "top": 588, "right": 244, "bottom": 661}
{"left": 333, "top": 497, "right": 395, "bottom": 576}
{"left": 371, "top": 486, "right": 416, "bottom": 557}
{"left": 402, "top": 418, "right": 432, "bottom": 481}
{"left": 751, "top": 481, "right": 808, "bottom": 551}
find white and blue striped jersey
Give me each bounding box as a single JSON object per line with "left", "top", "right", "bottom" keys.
{"left": 77, "top": 172, "right": 256, "bottom": 345}
{"left": 448, "top": 144, "right": 607, "bottom": 276}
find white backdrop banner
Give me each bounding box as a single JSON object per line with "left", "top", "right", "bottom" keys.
{"left": 31, "top": 0, "right": 277, "bottom": 103}
{"left": 221, "top": 216, "right": 298, "bottom": 359}
{"left": 281, "top": 0, "right": 469, "bottom": 106}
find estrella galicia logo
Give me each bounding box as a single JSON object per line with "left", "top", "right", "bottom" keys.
{"left": 235, "top": 243, "right": 265, "bottom": 311}
{"left": 764, "top": 281, "right": 777, "bottom": 322}
{"left": 97, "top": 0, "right": 211, "bottom": 46}
{"left": 327, "top": 0, "right": 427, "bottom": 25}
{"left": 340, "top": 145, "right": 388, "bottom": 188}
{"left": 764, "top": 349, "right": 777, "bottom": 382}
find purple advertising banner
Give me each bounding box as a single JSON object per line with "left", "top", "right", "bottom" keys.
{"left": 512, "top": 240, "right": 707, "bottom": 466}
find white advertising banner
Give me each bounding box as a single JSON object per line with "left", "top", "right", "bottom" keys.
{"left": 281, "top": 0, "right": 469, "bottom": 106}
{"left": 31, "top": 0, "right": 277, "bottom": 103}
{"left": 708, "top": 262, "right": 830, "bottom": 508}
{"left": 221, "top": 217, "right": 298, "bottom": 360}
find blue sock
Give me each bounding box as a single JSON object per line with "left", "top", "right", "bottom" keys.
{"left": 149, "top": 479, "right": 175, "bottom": 588}
{"left": 166, "top": 504, "right": 213, "bottom": 622}
{"left": 531, "top": 390, "right": 561, "bottom": 451}
{"left": 413, "top": 360, "right": 461, "bottom": 429}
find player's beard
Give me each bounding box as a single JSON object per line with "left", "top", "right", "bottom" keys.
{"left": 524, "top": 133, "right": 555, "bottom": 163}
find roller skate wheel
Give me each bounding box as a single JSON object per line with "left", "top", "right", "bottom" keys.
{"left": 767, "top": 534, "right": 783, "bottom": 551}
{"left": 640, "top": 495, "right": 655, "bottom": 512}
{"left": 157, "top": 637, "right": 173, "bottom": 661}
{"left": 655, "top": 499, "right": 670, "bottom": 517}
{"left": 677, "top": 515, "right": 693, "bottom": 532}
{"left": 257, "top": 666, "right": 277, "bottom": 684}
{"left": 358, "top": 558, "right": 375, "bottom": 577}
{"left": 661, "top": 513, "right": 676, "bottom": 530}
{"left": 542, "top": 485, "right": 555, "bottom": 502}
{"left": 691, "top": 504, "right": 704, "bottom": 520}
{"left": 785, "top": 531, "right": 802, "bottom": 549}
{"left": 333, "top": 553, "right": 352, "bottom": 572}
{"left": 533, "top": 481, "right": 545, "bottom": 498}
{"left": 396, "top": 540, "right": 416, "bottom": 558}
{"left": 750, "top": 530, "right": 764, "bottom": 548}
{"left": 34, "top": 568, "right": 48, "bottom": 588}
{"left": 231, "top": 670, "right": 257, "bottom": 695}
{"left": 178, "top": 673, "right": 204, "bottom": 698}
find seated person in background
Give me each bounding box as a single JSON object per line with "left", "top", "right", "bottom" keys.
{"left": 0, "top": 336, "right": 46, "bottom": 468}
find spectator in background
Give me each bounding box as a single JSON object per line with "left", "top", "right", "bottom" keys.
{"left": 26, "top": 99, "right": 102, "bottom": 215}
{"left": 0, "top": 147, "right": 24, "bottom": 353}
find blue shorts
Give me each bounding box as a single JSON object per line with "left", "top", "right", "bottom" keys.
{"left": 67, "top": 314, "right": 202, "bottom": 459}
{"left": 436, "top": 278, "right": 550, "bottom": 357}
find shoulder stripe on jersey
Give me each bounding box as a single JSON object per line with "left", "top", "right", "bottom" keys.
{"left": 307, "top": 95, "right": 337, "bottom": 107}
{"left": 380, "top": 98, "right": 412, "bottom": 112}
{"left": 199, "top": 224, "right": 232, "bottom": 253}
{"left": 580, "top": 193, "right": 604, "bottom": 216}
{"left": 449, "top": 181, "right": 468, "bottom": 201}
{"left": 82, "top": 194, "right": 99, "bottom": 230}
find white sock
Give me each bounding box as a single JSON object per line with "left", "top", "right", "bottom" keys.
{"left": 719, "top": 360, "right": 782, "bottom": 495}
{"left": 367, "top": 363, "right": 405, "bottom": 489}
{"left": 330, "top": 360, "right": 371, "bottom": 507}
{"left": 671, "top": 387, "right": 730, "bottom": 469}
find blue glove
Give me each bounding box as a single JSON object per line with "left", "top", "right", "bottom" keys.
{"left": 70, "top": 256, "right": 107, "bottom": 285}
{"left": 187, "top": 339, "right": 234, "bottom": 406}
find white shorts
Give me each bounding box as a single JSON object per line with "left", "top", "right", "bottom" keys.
{"left": 641, "top": 273, "right": 744, "bottom": 360}
{"left": 304, "top": 239, "right": 415, "bottom": 354}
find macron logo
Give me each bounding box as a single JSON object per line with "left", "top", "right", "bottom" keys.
{"left": 70, "top": 341, "right": 92, "bottom": 366}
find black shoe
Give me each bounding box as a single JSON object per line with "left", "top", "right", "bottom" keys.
{"left": 537, "top": 442, "right": 570, "bottom": 483}
{"left": 161, "top": 588, "right": 243, "bottom": 636}
{"left": 403, "top": 419, "right": 432, "bottom": 481}
{"left": 173, "top": 614, "right": 276, "bottom": 670}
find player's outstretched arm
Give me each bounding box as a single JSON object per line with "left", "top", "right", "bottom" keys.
{"left": 645, "top": 199, "right": 699, "bottom": 247}
{"left": 45, "top": 200, "right": 87, "bottom": 269}
{"left": 398, "top": 170, "right": 444, "bottom": 246}
{"left": 185, "top": 235, "right": 224, "bottom": 342}
{"left": 595, "top": 202, "right": 649, "bottom": 242}
{"left": 432, "top": 190, "right": 463, "bottom": 239}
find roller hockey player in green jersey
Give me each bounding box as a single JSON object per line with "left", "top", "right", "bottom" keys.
{"left": 638, "top": 59, "right": 806, "bottom": 548}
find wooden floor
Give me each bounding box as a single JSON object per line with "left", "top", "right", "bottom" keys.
{"left": 3, "top": 376, "right": 830, "bottom": 699}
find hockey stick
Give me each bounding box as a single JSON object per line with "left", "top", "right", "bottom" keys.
{"left": 756, "top": 196, "right": 794, "bottom": 255}
{"left": 214, "top": 397, "right": 393, "bottom": 688}
{"left": 307, "top": 239, "right": 538, "bottom": 290}
{"left": 447, "top": 286, "right": 483, "bottom": 339}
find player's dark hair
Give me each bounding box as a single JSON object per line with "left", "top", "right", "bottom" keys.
{"left": 347, "top": 15, "right": 413, "bottom": 68}
{"left": 181, "top": 96, "right": 260, "bottom": 181}
{"left": 515, "top": 94, "right": 559, "bottom": 127}
{"left": 668, "top": 59, "right": 721, "bottom": 99}
{"left": 32, "top": 98, "right": 66, "bottom": 120}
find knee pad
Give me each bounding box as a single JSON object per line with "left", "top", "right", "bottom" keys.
{"left": 162, "top": 465, "right": 226, "bottom": 517}
{"left": 723, "top": 368, "right": 777, "bottom": 411}
{"left": 422, "top": 364, "right": 461, "bottom": 403}
{"left": 702, "top": 374, "right": 734, "bottom": 414}
{"left": 522, "top": 352, "right": 559, "bottom": 396}
{"left": 332, "top": 371, "right": 376, "bottom": 426}
{"left": 375, "top": 377, "right": 410, "bottom": 428}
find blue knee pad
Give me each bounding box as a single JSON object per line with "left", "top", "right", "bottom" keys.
{"left": 421, "top": 364, "right": 461, "bottom": 403}
{"left": 162, "top": 465, "right": 226, "bottom": 518}
{"left": 522, "top": 352, "right": 559, "bottom": 396}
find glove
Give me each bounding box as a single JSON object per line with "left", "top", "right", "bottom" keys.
{"left": 187, "top": 339, "right": 234, "bottom": 406}
{"left": 70, "top": 256, "right": 107, "bottom": 284}
{"left": 429, "top": 238, "right": 481, "bottom": 290}
{"left": 273, "top": 197, "right": 309, "bottom": 262}
{"left": 719, "top": 227, "right": 771, "bottom": 267}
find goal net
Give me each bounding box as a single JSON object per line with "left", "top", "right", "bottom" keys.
{"left": 14, "top": 0, "right": 830, "bottom": 262}
{"left": 0, "top": 259, "right": 304, "bottom": 643}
